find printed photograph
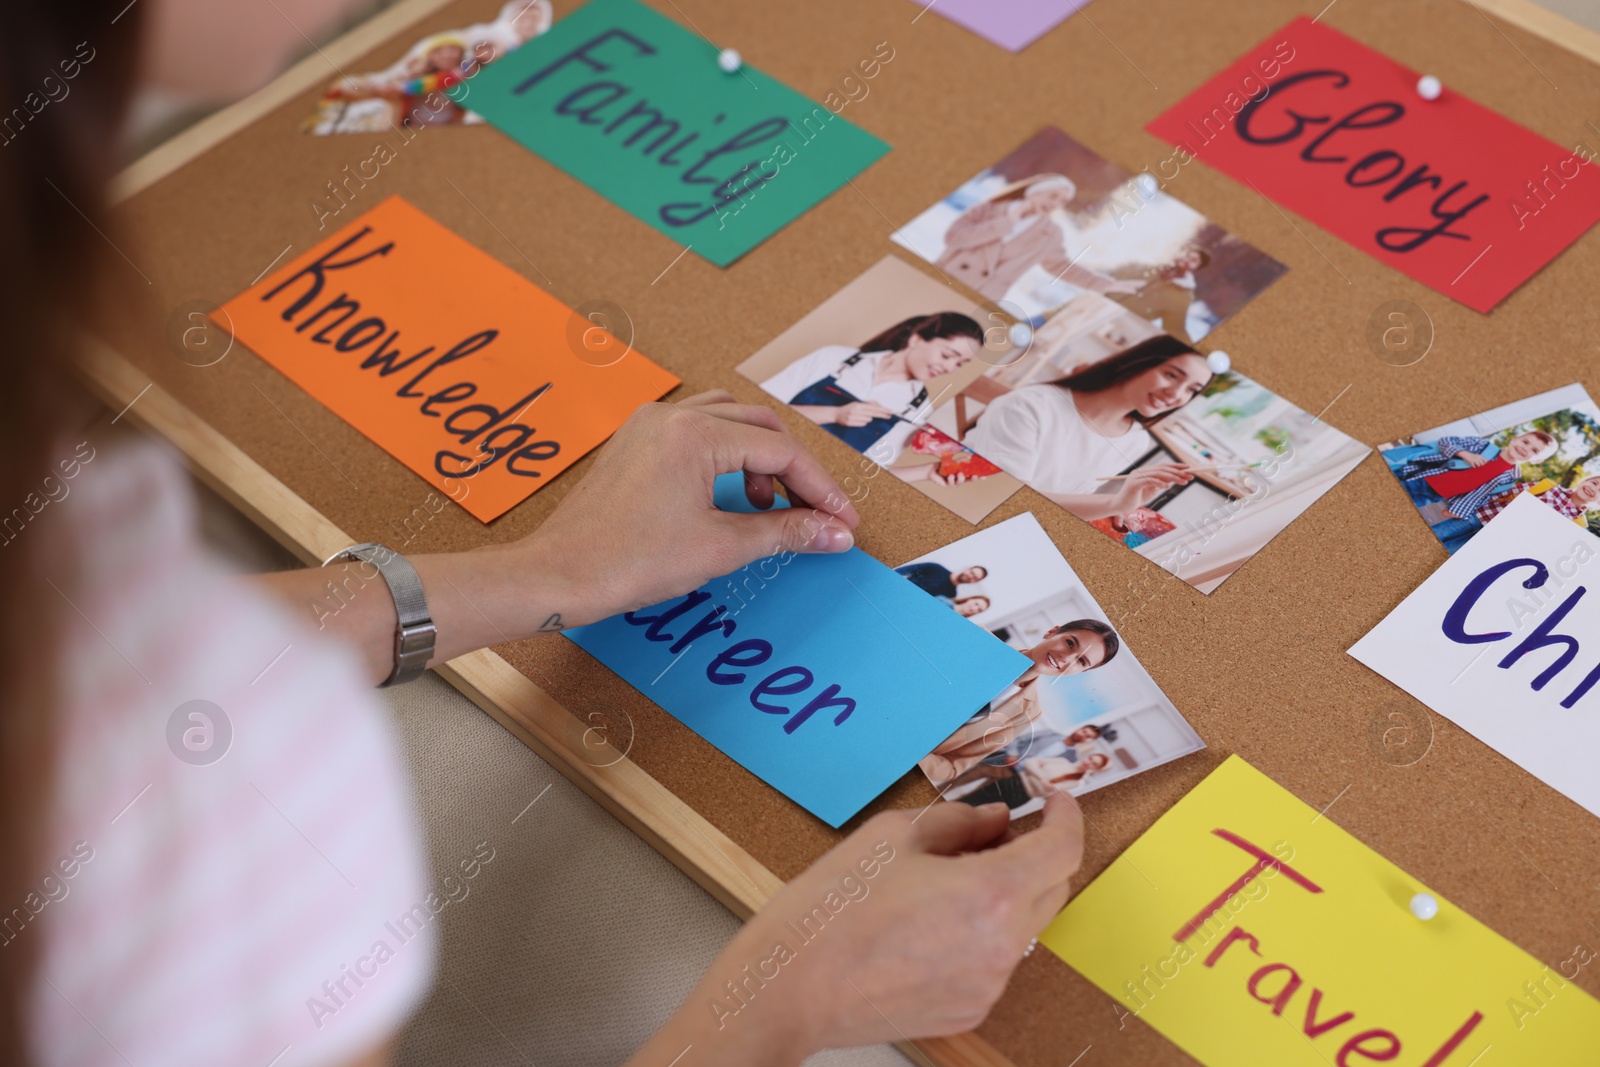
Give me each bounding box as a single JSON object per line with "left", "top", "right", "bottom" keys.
{"left": 1380, "top": 383, "right": 1600, "bottom": 553}
{"left": 892, "top": 126, "right": 1287, "bottom": 341}
{"left": 919, "top": 293, "right": 1370, "bottom": 593}
{"left": 738, "top": 256, "right": 1026, "bottom": 524}
{"left": 303, "top": 1, "right": 551, "bottom": 134}
{"left": 901, "top": 513, "right": 1204, "bottom": 819}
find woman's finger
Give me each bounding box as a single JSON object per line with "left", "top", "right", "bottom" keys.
{"left": 695, "top": 415, "right": 861, "bottom": 527}
{"left": 676, "top": 388, "right": 737, "bottom": 409}
{"left": 908, "top": 800, "right": 1012, "bottom": 857}
{"left": 743, "top": 472, "right": 777, "bottom": 510}
{"left": 694, "top": 401, "right": 789, "bottom": 435}
{"left": 711, "top": 504, "right": 853, "bottom": 568}
{"left": 991, "top": 790, "right": 1084, "bottom": 924}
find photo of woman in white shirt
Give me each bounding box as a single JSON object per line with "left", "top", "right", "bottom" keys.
{"left": 758, "top": 312, "right": 983, "bottom": 465}
{"left": 961, "top": 334, "right": 1212, "bottom": 520}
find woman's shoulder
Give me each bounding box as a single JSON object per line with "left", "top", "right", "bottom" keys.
{"left": 762, "top": 343, "right": 853, "bottom": 391}
{"left": 1001, "top": 381, "right": 1077, "bottom": 414}
{"left": 31, "top": 431, "right": 435, "bottom": 1067}
{"left": 951, "top": 199, "right": 1009, "bottom": 229}
{"left": 787, "top": 343, "right": 859, "bottom": 372}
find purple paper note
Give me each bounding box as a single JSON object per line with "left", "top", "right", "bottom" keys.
{"left": 913, "top": 0, "right": 1093, "bottom": 52}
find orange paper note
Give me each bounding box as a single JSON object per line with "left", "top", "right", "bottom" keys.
{"left": 216, "top": 195, "right": 679, "bottom": 522}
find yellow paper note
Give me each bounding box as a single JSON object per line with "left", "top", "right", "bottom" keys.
{"left": 1043, "top": 756, "right": 1600, "bottom": 1065}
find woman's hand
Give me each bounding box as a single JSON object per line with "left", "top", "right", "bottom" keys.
{"left": 258, "top": 391, "right": 860, "bottom": 685}
{"left": 626, "top": 795, "right": 1085, "bottom": 1065}
{"left": 503, "top": 391, "right": 860, "bottom": 628}
{"left": 826, "top": 400, "right": 896, "bottom": 427}
{"left": 1108, "top": 463, "right": 1193, "bottom": 515}
{"left": 1049, "top": 465, "right": 1193, "bottom": 522}
{"left": 891, "top": 464, "right": 976, "bottom": 488}
{"left": 928, "top": 468, "right": 972, "bottom": 488}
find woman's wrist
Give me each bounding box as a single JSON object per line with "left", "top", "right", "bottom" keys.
{"left": 431, "top": 530, "right": 596, "bottom": 641}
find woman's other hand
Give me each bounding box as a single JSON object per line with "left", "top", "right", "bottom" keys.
{"left": 626, "top": 794, "right": 1085, "bottom": 1064}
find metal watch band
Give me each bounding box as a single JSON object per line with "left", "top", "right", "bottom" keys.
{"left": 324, "top": 542, "right": 436, "bottom": 687}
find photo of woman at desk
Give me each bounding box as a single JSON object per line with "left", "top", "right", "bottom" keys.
{"left": 756, "top": 311, "right": 983, "bottom": 466}
{"left": 911, "top": 297, "right": 1371, "bottom": 592}
{"left": 960, "top": 334, "right": 1211, "bottom": 519}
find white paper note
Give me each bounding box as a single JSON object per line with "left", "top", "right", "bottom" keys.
{"left": 1350, "top": 492, "right": 1600, "bottom": 815}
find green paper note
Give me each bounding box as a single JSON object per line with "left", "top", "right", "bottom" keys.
{"left": 458, "top": 0, "right": 890, "bottom": 266}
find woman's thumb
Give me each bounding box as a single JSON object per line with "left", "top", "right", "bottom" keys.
{"left": 716, "top": 508, "right": 854, "bottom": 570}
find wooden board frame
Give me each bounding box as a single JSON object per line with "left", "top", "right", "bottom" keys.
{"left": 81, "top": 1, "right": 1600, "bottom": 1066}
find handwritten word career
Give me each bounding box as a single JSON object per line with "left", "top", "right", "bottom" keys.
{"left": 623, "top": 588, "right": 858, "bottom": 734}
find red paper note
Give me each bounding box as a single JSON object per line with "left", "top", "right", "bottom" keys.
{"left": 1147, "top": 17, "right": 1600, "bottom": 311}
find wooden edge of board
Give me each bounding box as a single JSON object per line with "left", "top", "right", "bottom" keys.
{"left": 72, "top": 336, "right": 1014, "bottom": 1067}
{"left": 1469, "top": 0, "right": 1600, "bottom": 67}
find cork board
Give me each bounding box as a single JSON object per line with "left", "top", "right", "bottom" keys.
{"left": 96, "top": 2, "right": 1600, "bottom": 1064}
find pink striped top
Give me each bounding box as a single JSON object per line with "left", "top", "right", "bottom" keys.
{"left": 22, "top": 433, "right": 435, "bottom": 1067}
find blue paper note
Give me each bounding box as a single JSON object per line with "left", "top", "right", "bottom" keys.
{"left": 565, "top": 476, "right": 1030, "bottom": 826}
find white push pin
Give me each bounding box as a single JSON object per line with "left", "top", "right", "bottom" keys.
{"left": 718, "top": 48, "right": 742, "bottom": 74}
{"left": 1416, "top": 75, "right": 1442, "bottom": 102}
{"left": 1206, "top": 350, "right": 1231, "bottom": 375}
{"left": 1410, "top": 892, "right": 1439, "bottom": 921}
{"left": 1008, "top": 321, "right": 1033, "bottom": 349}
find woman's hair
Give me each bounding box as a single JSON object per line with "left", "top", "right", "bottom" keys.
{"left": 858, "top": 312, "right": 981, "bottom": 355}
{"left": 1053, "top": 335, "right": 1204, "bottom": 395}
{"left": 1050, "top": 335, "right": 1211, "bottom": 425}
{"left": 1045, "top": 619, "right": 1121, "bottom": 667}
{"left": 0, "top": 6, "right": 143, "bottom": 1062}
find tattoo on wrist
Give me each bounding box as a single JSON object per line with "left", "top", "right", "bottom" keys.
{"left": 538, "top": 613, "right": 565, "bottom": 633}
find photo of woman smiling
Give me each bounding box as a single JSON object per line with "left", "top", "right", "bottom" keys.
{"left": 960, "top": 334, "right": 1213, "bottom": 519}
{"left": 758, "top": 311, "right": 982, "bottom": 465}
{"left": 920, "top": 620, "right": 1120, "bottom": 786}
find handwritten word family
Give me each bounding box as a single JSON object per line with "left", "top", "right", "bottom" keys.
{"left": 513, "top": 30, "right": 822, "bottom": 228}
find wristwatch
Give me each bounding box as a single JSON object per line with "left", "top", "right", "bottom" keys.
{"left": 323, "top": 542, "right": 436, "bottom": 687}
